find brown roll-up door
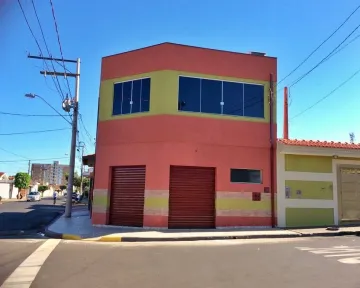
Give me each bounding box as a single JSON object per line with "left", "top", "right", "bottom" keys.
{"left": 169, "top": 166, "right": 216, "bottom": 229}
{"left": 109, "top": 165, "right": 146, "bottom": 227}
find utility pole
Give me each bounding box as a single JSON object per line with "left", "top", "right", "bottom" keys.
{"left": 28, "top": 55, "right": 80, "bottom": 218}
{"left": 28, "top": 160, "right": 31, "bottom": 175}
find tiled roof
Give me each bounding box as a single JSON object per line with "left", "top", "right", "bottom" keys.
{"left": 0, "top": 172, "right": 4, "bottom": 177}
{"left": 278, "top": 138, "right": 360, "bottom": 149}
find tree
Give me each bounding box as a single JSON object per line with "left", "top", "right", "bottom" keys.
{"left": 14, "top": 172, "right": 30, "bottom": 191}
{"left": 73, "top": 174, "right": 89, "bottom": 192}
{"left": 64, "top": 172, "right": 89, "bottom": 192}
{"left": 82, "top": 177, "right": 90, "bottom": 191}
{"left": 59, "top": 185, "right": 67, "bottom": 190}
{"left": 38, "top": 185, "right": 49, "bottom": 193}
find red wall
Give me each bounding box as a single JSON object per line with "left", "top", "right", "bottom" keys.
{"left": 101, "top": 43, "right": 277, "bottom": 82}
{"left": 94, "top": 115, "right": 274, "bottom": 192}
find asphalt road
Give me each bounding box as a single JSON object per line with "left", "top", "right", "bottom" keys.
{"left": 0, "top": 197, "right": 64, "bottom": 235}
{"left": 1, "top": 236, "right": 360, "bottom": 288}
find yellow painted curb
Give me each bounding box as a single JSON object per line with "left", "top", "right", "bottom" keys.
{"left": 62, "top": 234, "right": 82, "bottom": 240}
{"left": 98, "top": 236, "right": 122, "bottom": 242}
{"left": 60, "top": 234, "right": 122, "bottom": 242}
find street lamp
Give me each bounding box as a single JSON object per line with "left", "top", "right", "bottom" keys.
{"left": 24, "top": 93, "right": 72, "bottom": 125}
{"left": 25, "top": 80, "right": 80, "bottom": 219}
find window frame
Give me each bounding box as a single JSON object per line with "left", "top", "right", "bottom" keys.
{"left": 112, "top": 77, "right": 151, "bottom": 116}
{"left": 230, "top": 168, "right": 263, "bottom": 184}
{"left": 177, "top": 75, "right": 265, "bottom": 118}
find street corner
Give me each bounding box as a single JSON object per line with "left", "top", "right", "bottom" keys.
{"left": 44, "top": 228, "right": 83, "bottom": 241}
{"left": 43, "top": 227, "right": 63, "bottom": 239}
{"left": 97, "top": 235, "right": 122, "bottom": 242}
{"left": 61, "top": 234, "right": 122, "bottom": 242}
{"left": 62, "top": 234, "right": 82, "bottom": 240}
{"left": 44, "top": 229, "right": 122, "bottom": 242}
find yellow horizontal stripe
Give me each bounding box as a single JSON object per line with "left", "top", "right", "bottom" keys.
{"left": 285, "top": 180, "right": 333, "bottom": 200}
{"left": 93, "top": 195, "right": 108, "bottom": 207}
{"left": 216, "top": 199, "right": 271, "bottom": 211}
{"left": 144, "top": 197, "right": 168, "bottom": 209}
{"left": 285, "top": 154, "right": 332, "bottom": 173}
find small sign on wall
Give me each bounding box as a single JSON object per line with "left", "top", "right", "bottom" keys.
{"left": 285, "top": 186, "right": 291, "bottom": 198}
{"left": 296, "top": 189, "right": 302, "bottom": 198}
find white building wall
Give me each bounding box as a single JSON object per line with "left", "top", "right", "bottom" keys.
{"left": 0, "top": 183, "right": 18, "bottom": 199}
{"left": 277, "top": 144, "right": 360, "bottom": 228}
{"left": 277, "top": 153, "right": 337, "bottom": 227}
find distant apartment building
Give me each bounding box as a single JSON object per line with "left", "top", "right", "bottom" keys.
{"left": 31, "top": 161, "right": 69, "bottom": 185}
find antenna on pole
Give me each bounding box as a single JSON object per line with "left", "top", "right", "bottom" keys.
{"left": 349, "top": 132, "right": 355, "bottom": 144}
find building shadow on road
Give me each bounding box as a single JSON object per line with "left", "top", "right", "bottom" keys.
{"left": 0, "top": 203, "right": 65, "bottom": 239}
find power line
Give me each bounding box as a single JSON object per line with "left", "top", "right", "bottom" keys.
{"left": 0, "top": 147, "right": 28, "bottom": 159}
{"left": 79, "top": 114, "right": 95, "bottom": 145}
{"left": 289, "top": 22, "right": 360, "bottom": 88}
{"left": 17, "top": 0, "right": 43, "bottom": 55}
{"left": 49, "top": 0, "right": 72, "bottom": 97}
{"left": 0, "top": 111, "right": 68, "bottom": 117}
{"left": 278, "top": 4, "right": 360, "bottom": 85}
{"left": 331, "top": 33, "right": 360, "bottom": 58}
{"left": 18, "top": 0, "right": 65, "bottom": 102}
{"left": 275, "top": 33, "right": 360, "bottom": 96}
{"left": 0, "top": 156, "right": 69, "bottom": 163}
{"left": 0, "top": 128, "right": 70, "bottom": 136}
{"left": 31, "top": 0, "right": 65, "bottom": 101}
{"left": 290, "top": 67, "right": 360, "bottom": 120}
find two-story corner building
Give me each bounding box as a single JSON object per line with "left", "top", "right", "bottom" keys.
{"left": 93, "top": 43, "right": 277, "bottom": 228}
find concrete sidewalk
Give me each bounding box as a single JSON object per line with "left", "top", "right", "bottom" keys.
{"left": 0, "top": 198, "right": 26, "bottom": 203}
{"left": 45, "top": 210, "right": 360, "bottom": 242}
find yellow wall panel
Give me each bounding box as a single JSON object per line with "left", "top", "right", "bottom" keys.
{"left": 285, "top": 180, "right": 333, "bottom": 200}
{"left": 98, "top": 70, "right": 274, "bottom": 123}
{"left": 285, "top": 154, "right": 332, "bottom": 173}
{"left": 286, "top": 208, "right": 334, "bottom": 227}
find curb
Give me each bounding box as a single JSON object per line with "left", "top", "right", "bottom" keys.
{"left": 43, "top": 212, "right": 66, "bottom": 239}
{"left": 298, "top": 231, "right": 360, "bottom": 238}
{"left": 119, "top": 230, "right": 360, "bottom": 242}
{"left": 42, "top": 230, "right": 360, "bottom": 243}
{"left": 43, "top": 213, "right": 360, "bottom": 243}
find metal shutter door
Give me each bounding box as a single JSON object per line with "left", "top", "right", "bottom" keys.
{"left": 169, "top": 166, "right": 216, "bottom": 229}
{"left": 109, "top": 166, "right": 146, "bottom": 227}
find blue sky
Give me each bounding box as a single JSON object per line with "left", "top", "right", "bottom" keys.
{"left": 1, "top": 0, "right": 360, "bottom": 175}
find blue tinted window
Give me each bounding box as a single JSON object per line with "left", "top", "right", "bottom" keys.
{"left": 244, "top": 84, "right": 264, "bottom": 118}
{"left": 121, "top": 81, "right": 132, "bottom": 115}
{"left": 178, "top": 77, "right": 200, "bottom": 112}
{"left": 131, "top": 79, "right": 141, "bottom": 113}
{"left": 201, "top": 79, "right": 222, "bottom": 114}
{"left": 222, "top": 82, "right": 243, "bottom": 116}
{"left": 113, "top": 83, "right": 123, "bottom": 115}
{"left": 141, "top": 78, "right": 150, "bottom": 112}
{"left": 112, "top": 78, "right": 151, "bottom": 115}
